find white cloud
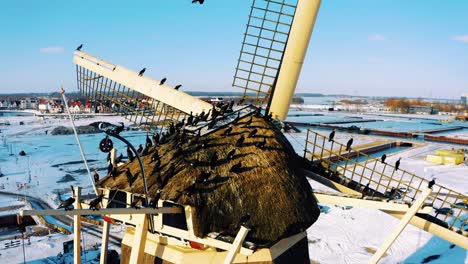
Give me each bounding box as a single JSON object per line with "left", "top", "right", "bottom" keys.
{"left": 39, "top": 46, "right": 64, "bottom": 54}
{"left": 368, "top": 34, "right": 386, "bottom": 42}
{"left": 453, "top": 35, "right": 468, "bottom": 43}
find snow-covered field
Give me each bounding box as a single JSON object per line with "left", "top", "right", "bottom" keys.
{"left": 0, "top": 110, "right": 466, "bottom": 263}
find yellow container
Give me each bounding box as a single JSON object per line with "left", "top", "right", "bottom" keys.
{"left": 427, "top": 155, "right": 443, "bottom": 164}
{"left": 427, "top": 154, "right": 464, "bottom": 165}
{"left": 436, "top": 149, "right": 464, "bottom": 156}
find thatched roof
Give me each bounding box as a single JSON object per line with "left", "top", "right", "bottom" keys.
{"left": 98, "top": 114, "right": 320, "bottom": 244}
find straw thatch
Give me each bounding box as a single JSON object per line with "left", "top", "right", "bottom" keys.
{"left": 98, "top": 114, "right": 320, "bottom": 244}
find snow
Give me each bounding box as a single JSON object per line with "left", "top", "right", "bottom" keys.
{"left": 0, "top": 110, "right": 467, "bottom": 263}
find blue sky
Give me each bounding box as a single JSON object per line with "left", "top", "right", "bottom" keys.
{"left": 0, "top": 0, "right": 467, "bottom": 99}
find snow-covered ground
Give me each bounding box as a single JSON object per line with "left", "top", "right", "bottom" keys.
{"left": 0, "top": 110, "right": 467, "bottom": 263}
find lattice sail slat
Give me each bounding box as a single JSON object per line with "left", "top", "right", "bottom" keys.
{"left": 233, "top": 0, "right": 298, "bottom": 106}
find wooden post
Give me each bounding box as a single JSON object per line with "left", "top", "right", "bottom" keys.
{"left": 100, "top": 189, "right": 110, "bottom": 264}
{"left": 369, "top": 188, "right": 432, "bottom": 264}
{"left": 73, "top": 186, "right": 82, "bottom": 264}
{"left": 129, "top": 214, "right": 149, "bottom": 264}
{"left": 223, "top": 226, "right": 250, "bottom": 264}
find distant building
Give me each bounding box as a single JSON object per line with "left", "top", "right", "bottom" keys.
{"left": 461, "top": 94, "right": 467, "bottom": 106}
{"left": 407, "top": 105, "right": 438, "bottom": 115}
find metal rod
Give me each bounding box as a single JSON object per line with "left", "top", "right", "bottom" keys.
{"left": 60, "top": 88, "right": 98, "bottom": 195}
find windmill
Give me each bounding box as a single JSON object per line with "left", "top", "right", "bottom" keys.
{"left": 20, "top": 1, "right": 467, "bottom": 264}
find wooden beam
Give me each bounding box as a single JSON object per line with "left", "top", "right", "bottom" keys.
{"left": 73, "top": 187, "right": 82, "bottom": 264}
{"left": 20, "top": 207, "right": 181, "bottom": 217}
{"left": 314, "top": 193, "right": 433, "bottom": 214}
{"left": 73, "top": 51, "right": 212, "bottom": 115}
{"left": 129, "top": 215, "right": 149, "bottom": 264}
{"left": 100, "top": 189, "right": 110, "bottom": 264}
{"left": 369, "top": 188, "right": 432, "bottom": 263}
{"left": 224, "top": 226, "right": 250, "bottom": 264}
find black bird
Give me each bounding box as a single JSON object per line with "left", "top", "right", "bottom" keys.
{"left": 254, "top": 107, "right": 262, "bottom": 117}
{"left": 175, "top": 85, "right": 182, "bottom": 90}
{"left": 192, "top": 0, "right": 205, "bottom": 4}
{"left": 243, "top": 116, "right": 253, "bottom": 127}
{"left": 381, "top": 153, "right": 387, "bottom": 164}
{"left": 187, "top": 112, "right": 194, "bottom": 126}
{"left": 386, "top": 187, "right": 399, "bottom": 202}
{"left": 233, "top": 112, "right": 241, "bottom": 124}
{"left": 142, "top": 145, "right": 150, "bottom": 156}
{"left": 208, "top": 119, "right": 217, "bottom": 129}
{"left": 256, "top": 138, "right": 266, "bottom": 149}
{"left": 151, "top": 149, "right": 160, "bottom": 162}
{"left": 192, "top": 115, "right": 200, "bottom": 126}
{"left": 395, "top": 158, "right": 401, "bottom": 171}
{"left": 149, "top": 190, "right": 162, "bottom": 208}
{"left": 239, "top": 213, "right": 251, "bottom": 227}
{"left": 130, "top": 196, "right": 143, "bottom": 209}
{"left": 146, "top": 135, "right": 153, "bottom": 148}
{"left": 248, "top": 128, "right": 258, "bottom": 138}
{"left": 138, "top": 68, "right": 146, "bottom": 77}
{"left": 328, "top": 130, "right": 335, "bottom": 142}
{"left": 93, "top": 170, "right": 100, "bottom": 183}
{"left": 230, "top": 161, "right": 242, "bottom": 174}
{"left": 202, "top": 109, "right": 211, "bottom": 122}
{"left": 126, "top": 168, "right": 135, "bottom": 186}
{"left": 115, "top": 153, "right": 123, "bottom": 164}
{"left": 227, "top": 148, "right": 236, "bottom": 160}
{"left": 137, "top": 144, "right": 143, "bottom": 154}
{"left": 428, "top": 178, "right": 436, "bottom": 189}
{"left": 58, "top": 197, "right": 75, "bottom": 211}
{"left": 76, "top": 44, "right": 83, "bottom": 51}
{"left": 199, "top": 110, "right": 206, "bottom": 121}
{"left": 345, "top": 138, "right": 353, "bottom": 151}
{"left": 107, "top": 163, "right": 113, "bottom": 174}
{"left": 235, "top": 135, "right": 245, "bottom": 148}
{"left": 88, "top": 194, "right": 104, "bottom": 211}
{"left": 127, "top": 146, "right": 135, "bottom": 162}
{"left": 169, "top": 123, "right": 176, "bottom": 135}
{"left": 109, "top": 165, "right": 118, "bottom": 178}
{"left": 176, "top": 118, "right": 185, "bottom": 130}
{"left": 227, "top": 100, "right": 234, "bottom": 112}
{"left": 160, "top": 77, "right": 167, "bottom": 85}
{"left": 196, "top": 171, "right": 211, "bottom": 184}
{"left": 111, "top": 122, "right": 124, "bottom": 135}
{"left": 210, "top": 153, "right": 218, "bottom": 169}
{"left": 152, "top": 133, "right": 160, "bottom": 145}
{"left": 224, "top": 126, "right": 233, "bottom": 136}
{"left": 362, "top": 183, "right": 370, "bottom": 198}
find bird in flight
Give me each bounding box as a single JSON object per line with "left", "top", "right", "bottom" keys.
{"left": 192, "top": 0, "right": 205, "bottom": 4}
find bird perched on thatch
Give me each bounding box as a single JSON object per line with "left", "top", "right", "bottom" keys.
{"left": 175, "top": 85, "right": 182, "bottom": 90}
{"left": 107, "top": 163, "right": 113, "bottom": 174}
{"left": 230, "top": 161, "right": 243, "bottom": 174}
{"left": 137, "top": 144, "right": 143, "bottom": 155}
{"left": 130, "top": 196, "right": 143, "bottom": 209}
{"left": 395, "top": 158, "right": 401, "bottom": 171}
{"left": 209, "top": 153, "right": 218, "bottom": 169}
{"left": 109, "top": 165, "right": 118, "bottom": 179}
{"left": 115, "top": 153, "right": 123, "bottom": 164}
{"left": 208, "top": 119, "right": 217, "bottom": 129}
{"left": 160, "top": 77, "right": 167, "bottom": 85}
{"left": 224, "top": 126, "right": 233, "bottom": 136}
{"left": 196, "top": 171, "right": 211, "bottom": 184}
{"left": 239, "top": 213, "right": 251, "bottom": 227}
{"left": 127, "top": 146, "right": 135, "bottom": 162}
{"left": 233, "top": 112, "right": 241, "bottom": 125}
{"left": 149, "top": 190, "right": 162, "bottom": 208}
{"left": 243, "top": 116, "right": 253, "bottom": 127}
{"left": 202, "top": 110, "right": 211, "bottom": 122}
{"left": 428, "top": 178, "right": 436, "bottom": 189}
{"left": 138, "top": 68, "right": 146, "bottom": 77}
{"left": 76, "top": 44, "right": 83, "bottom": 51}
{"left": 152, "top": 133, "right": 160, "bottom": 145}
{"left": 146, "top": 135, "right": 153, "bottom": 148}
{"left": 88, "top": 194, "right": 105, "bottom": 211}
{"left": 226, "top": 148, "right": 236, "bottom": 160}
{"left": 235, "top": 135, "right": 245, "bottom": 148}
{"left": 381, "top": 153, "right": 387, "bottom": 164}
{"left": 151, "top": 149, "right": 160, "bottom": 162}
{"left": 248, "top": 128, "right": 258, "bottom": 138}
{"left": 328, "top": 130, "right": 335, "bottom": 142}
{"left": 126, "top": 168, "right": 136, "bottom": 186}
{"left": 58, "top": 197, "right": 75, "bottom": 211}
{"left": 142, "top": 145, "right": 150, "bottom": 156}
{"left": 256, "top": 138, "right": 266, "bottom": 149}
{"left": 169, "top": 123, "right": 176, "bottom": 135}
{"left": 345, "top": 138, "right": 353, "bottom": 151}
